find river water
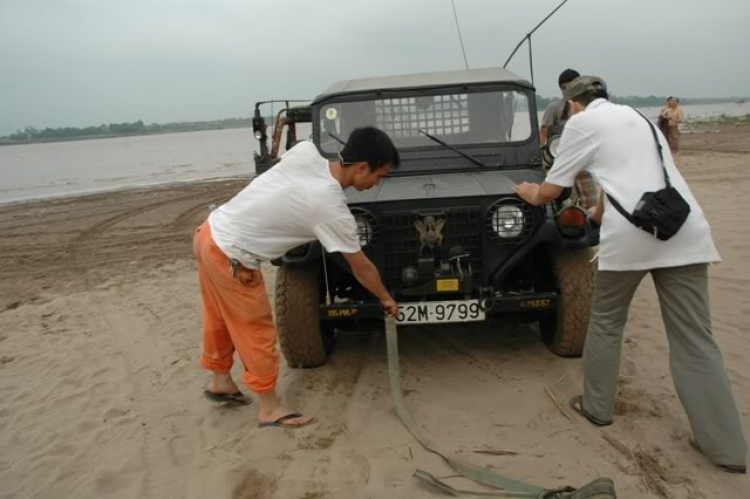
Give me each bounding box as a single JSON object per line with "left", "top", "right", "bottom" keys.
{"left": 1, "top": 102, "right": 748, "bottom": 205}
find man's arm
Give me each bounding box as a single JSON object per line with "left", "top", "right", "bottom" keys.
{"left": 539, "top": 127, "right": 548, "bottom": 147}
{"left": 514, "top": 181, "right": 564, "bottom": 206}
{"left": 342, "top": 251, "right": 398, "bottom": 317}
{"left": 539, "top": 103, "right": 556, "bottom": 147}
{"left": 518, "top": 122, "right": 597, "bottom": 206}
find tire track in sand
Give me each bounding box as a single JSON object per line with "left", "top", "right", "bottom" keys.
{"left": 66, "top": 193, "right": 216, "bottom": 498}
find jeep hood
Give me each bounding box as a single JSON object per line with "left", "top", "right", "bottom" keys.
{"left": 345, "top": 170, "right": 545, "bottom": 204}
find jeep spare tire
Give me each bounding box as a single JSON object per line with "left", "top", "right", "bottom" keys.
{"left": 540, "top": 248, "right": 596, "bottom": 357}
{"left": 275, "top": 265, "right": 333, "bottom": 368}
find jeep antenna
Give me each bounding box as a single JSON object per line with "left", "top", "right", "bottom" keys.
{"left": 503, "top": 0, "right": 572, "bottom": 85}
{"left": 451, "top": 0, "right": 470, "bottom": 70}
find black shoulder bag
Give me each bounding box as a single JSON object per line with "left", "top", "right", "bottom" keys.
{"left": 606, "top": 111, "right": 691, "bottom": 241}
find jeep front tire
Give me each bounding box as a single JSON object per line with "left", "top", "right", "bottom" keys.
{"left": 275, "top": 265, "right": 333, "bottom": 368}
{"left": 540, "top": 248, "right": 596, "bottom": 357}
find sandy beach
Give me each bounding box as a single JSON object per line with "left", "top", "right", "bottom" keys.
{"left": 1, "top": 126, "right": 748, "bottom": 499}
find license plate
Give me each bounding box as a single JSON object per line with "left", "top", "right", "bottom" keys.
{"left": 396, "top": 299, "right": 485, "bottom": 325}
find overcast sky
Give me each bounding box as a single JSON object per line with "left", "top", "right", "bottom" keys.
{"left": 1, "top": 0, "right": 747, "bottom": 133}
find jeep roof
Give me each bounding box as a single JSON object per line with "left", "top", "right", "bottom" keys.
{"left": 312, "top": 67, "right": 534, "bottom": 103}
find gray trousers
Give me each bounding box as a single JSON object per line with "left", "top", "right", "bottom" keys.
{"left": 581, "top": 264, "right": 747, "bottom": 466}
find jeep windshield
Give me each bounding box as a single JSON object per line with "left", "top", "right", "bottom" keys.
{"left": 315, "top": 88, "right": 533, "bottom": 172}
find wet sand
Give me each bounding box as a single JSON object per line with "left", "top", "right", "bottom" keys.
{"left": 1, "top": 126, "right": 748, "bottom": 498}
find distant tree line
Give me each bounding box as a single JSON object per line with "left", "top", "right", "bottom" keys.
{"left": 0, "top": 117, "right": 254, "bottom": 145}
{"left": 535, "top": 94, "right": 744, "bottom": 109}
{"left": 2, "top": 96, "right": 745, "bottom": 145}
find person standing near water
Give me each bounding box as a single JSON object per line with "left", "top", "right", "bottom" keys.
{"left": 659, "top": 96, "right": 684, "bottom": 155}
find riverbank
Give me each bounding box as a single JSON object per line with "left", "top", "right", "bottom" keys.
{"left": 0, "top": 127, "right": 257, "bottom": 205}
{"left": 687, "top": 113, "right": 750, "bottom": 127}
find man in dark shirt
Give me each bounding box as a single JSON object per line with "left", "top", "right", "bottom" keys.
{"left": 540, "top": 69, "right": 599, "bottom": 209}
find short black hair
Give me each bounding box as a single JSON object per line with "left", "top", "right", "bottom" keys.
{"left": 558, "top": 69, "right": 580, "bottom": 86}
{"left": 571, "top": 88, "right": 609, "bottom": 107}
{"left": 340, "top": 127, "right": 400, "bottom": 170}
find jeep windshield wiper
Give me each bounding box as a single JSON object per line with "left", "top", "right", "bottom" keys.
{"left": 326, "top": 131, "right": 347, "bottom": 146}
{"left": 418, "top": 129, "right": 486, "bottom": 167}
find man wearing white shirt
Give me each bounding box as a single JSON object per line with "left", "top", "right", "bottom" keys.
{"left": 194, "top": 127, "right": 400, "bottom": 429}
{"left": 515, "top": 76, "right": 746, "bottom": 473}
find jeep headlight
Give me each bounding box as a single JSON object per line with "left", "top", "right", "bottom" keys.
{"left": 542, "top": 134, "right": 562, "bottom": 166}
{"left": 547, "top": 135, "right": 561, "bottom": 158}
{"left": 489, "top": 205, "right": 524, "bottom": 238}
{"left": 353, "top": 211, "right": 377, "bottom": 247}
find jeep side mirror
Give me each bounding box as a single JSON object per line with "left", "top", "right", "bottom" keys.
{"left": 252, "top": 115, "right": 267, "bottom": 141}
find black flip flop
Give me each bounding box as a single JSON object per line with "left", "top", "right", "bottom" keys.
{"left": 203, "top": 390, "right": 252, "bottom": 405}
{"left": 258, "top": 413, "right": 316, "bottom": 429}
{"left": 689, "top": 439, "right": 747, "bottom": 474}
{"left": 569, "top": 395, "right": 613, "bottom": 427}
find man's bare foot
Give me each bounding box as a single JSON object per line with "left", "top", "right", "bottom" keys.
{"left": 206, "top": 372, "right": 241, "bottom": 395}
{"left": 203, "top": 373, "right": 252, "bottom": 405}
{"left": 257, "top": 392, "right": 315, "bottom": 428}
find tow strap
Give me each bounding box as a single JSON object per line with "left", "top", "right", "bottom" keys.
{"left": 384, "top": 318, "right": 617, "bottom": 499}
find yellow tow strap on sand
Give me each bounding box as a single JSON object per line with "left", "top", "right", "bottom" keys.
{"left": 384, "top": 317, "right": 617, "bottom": 499}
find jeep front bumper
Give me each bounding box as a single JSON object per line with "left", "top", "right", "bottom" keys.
{"left": 320, "top": 290, "right": 557, "bottom": 326}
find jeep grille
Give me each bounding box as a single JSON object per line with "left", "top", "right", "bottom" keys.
{"left": 382, "top": 207, "right": 482, "bottom": 290}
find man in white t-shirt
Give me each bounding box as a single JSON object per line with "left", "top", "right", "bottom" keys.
{"left": 515, "top": 76, "right": 746, "bottom": 473}
{"left": 194, "top": 127, "right": 400, "bottom": 429}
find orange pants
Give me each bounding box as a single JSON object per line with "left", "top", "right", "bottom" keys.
{"left": 193, "top": 222, "right": 279, "bottom": 393}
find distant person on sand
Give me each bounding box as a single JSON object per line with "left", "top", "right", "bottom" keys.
{"left": 193, "top": 127, "right": 399, "bottom": 429}
{"left": 659, "top": 96, "right": 684, "bottom": 155}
